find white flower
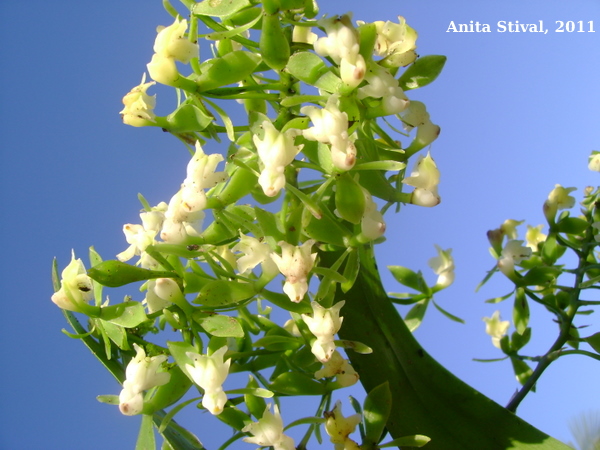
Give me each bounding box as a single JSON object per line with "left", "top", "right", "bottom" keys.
{"left": 160, "top": 189, "right": 205, "bottom": 244}
{"left": 51, "top": 251, "right": 94, "bottom": 313}
{"left": 483, "top": 311, "right": 510, "bottom": 349}
{"left": 253, "top": 120, "right": 303, "bottom": 197}
{"left": 302, "top": 301, "right": 344, "bottom": 362}
{"left": 402, "top": 152, "right": 440, "bottom": 207}
{"left": 119, "top": 344, "right": 170, "bottom": 415}
{"left": 428, "top": 245, "right": 454, "bottom": 289}
{"left": 357, "top": 65, "right": 409, "bottom": 115}
{"left": 185, "top": 346, "right": 231, "bottom": 415}
{"left": 301, "top": 96, "right": 356, "bottom": 171}
{"left": 242, "top": 404, "right": 295, "bottom": 450}
{"left": 372, "top": 16, "right": 418, "bottom": 67}
{"left": 325, "top": 401, "right": 362, "bottom": 450}
{"left": 314, "top": 15, "right": 366, "bottom": 88}
{"left": 153, "top": 17, "right": 199, "bottom": 63}
{"left": 271, "top": 240, "right": 317, "bottom": 302}
{"left": 231, "top": 233, "right": 275, "bottom": 275}
{"left": 498, "top": 240, "right": 532, "bottom": 277}
{"left": 315, "top": 350, "right": 359, "bottom": 387}
{"left": 119, "top": 74, "right": 156, "bottom": 127}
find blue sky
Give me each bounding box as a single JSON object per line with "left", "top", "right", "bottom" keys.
{"left": 1, "top": 0, "right": 599, "bottom": 448}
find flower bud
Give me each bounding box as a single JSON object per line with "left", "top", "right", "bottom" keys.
{"left": 147, "top": 53, "right": 179, "bottom": 86}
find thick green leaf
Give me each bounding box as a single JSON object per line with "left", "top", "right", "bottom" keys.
{"left": 328, "top": 245, "right": 570, "bottom": 449}
{"left": 286, "top": 51, "right": 328, "bottom": 84}
{"left": 556, "top": 217, "right": 589, "bottom": 235}
{"left": 398, "top": 55, "right": 447, "bottom": 90}
{"left": 404, "top": 299, "right": 429, "bottom": 332}
{"left": 166, "top": 103, "right": 214, "bottom": 132}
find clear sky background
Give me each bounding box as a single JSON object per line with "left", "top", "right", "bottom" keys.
{"left": 1, "top": 0, "right": 599, "bottom": 448}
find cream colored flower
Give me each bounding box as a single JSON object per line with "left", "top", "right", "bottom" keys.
{"left": 325, "top": 400, "right": 362, "bottom": 450}
{"left": 483, "top": 311, "right": 510, "bottom": 349}
{"left": 253, "top": 120, "right": 303, "bottom": 197}
{"left": 301, "top": 95, "right": 356, "bottom": 171}
{"left": 428, "top": 245, "right": 454, "bottom": 289}
{"left": 372, "top": 16, "right": 418, "bottom": 67}
{"left": 302, "top": 301, "right": 344, "bottom": 362}
{"left": 498, "top": 240, "right": 531, "bottom": 277}
{"left": 525, "top": 225, "right": 547, "bottom": 251}
{"left": 51, "top": 251, "right": 94, "bottom": 313}
{"left": 153, "top": 17, "right": 199, "bottom": 63}
{"left": 315, "top": 350, "right": 359, "bottom": 387}
{"left": 186, "top": 346, "right": 230, "bottom": 415}
{"left": 119, "top": 74, "right": 156, "bottom": 127}
{"left": 402, "top": 152, "right": 440, "bottom": 207}
{"left": 314, "top": 15, "right": 366, "bottom": 88}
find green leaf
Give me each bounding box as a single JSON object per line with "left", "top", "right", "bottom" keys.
{"left": 193, "top": 0, "right": 250, "bottom": 17}
{"left": 388, "top": 266, "right": 429, "bottom": 294}
{"left": 215, "top": 405, "right": 252, "bottom": 431}
{"left": 193, "top": 279, "right": 256, "bottom": 306}
{"left": 510, "top": 357, "right": 534, "bottom": 386}
{"left": 404, "top": 299, "right": 429, "bottom": 332}
{"left": 88, "top": 260, "right": 180, "bottom": 288}
{"left": 398, "top": 55, "right": 447, "bottom": 90}
{"left": 135, "top": 414, "right": 156, "bottom": 450}
{"left": 269, "top": 372, "right": 326, "bottom": 395}
{"left": 363, "top": 381, "right": 392, "bottom": 445}
{"left": 100, "top": 301, "right": 148, "bottom": 328}
{"left": 540, "top": 234, "right": 566, "bottom": 265}
{"left": 287, "top": 52, "right": 328, "bottom": 85}
{"left": 584, "top": 332, "right": 600, "bottom": 353}
{"left": 96, "top": 394, "right": 119, "bottom": 405}
{"left": 513, "top": 288, "right": 530, "bottom": 335}
{"left": 335, "top": 339, "right": 373, "bottom": 354}
{"left": 193, "top": 313, "right": 244, "bottom": 337}
{"left": 511, "top": 327, "right": 532, "bottom": 352}
{"left": 432, "top": 299, "right": 465, "bottom": 324}
{"left": 196, "top": 51, "right": 261, "bottom": 92}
